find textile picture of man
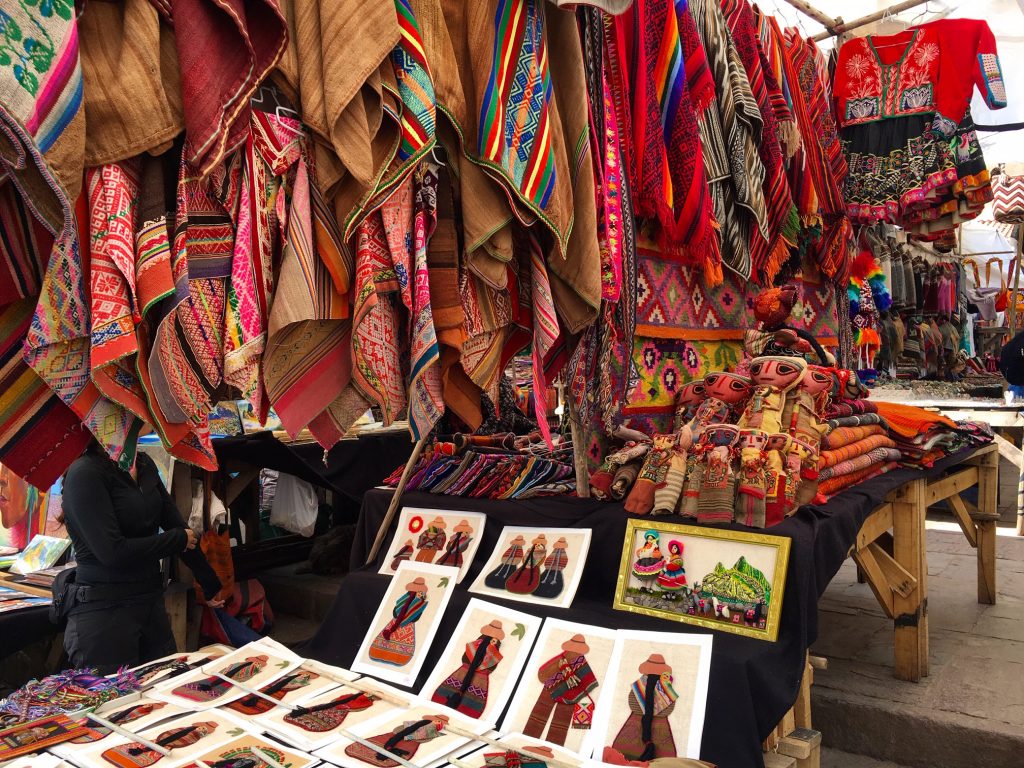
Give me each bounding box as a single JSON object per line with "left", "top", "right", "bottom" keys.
{"left": 369, "top": 577, "right": 429, "bottom": 666}
{"left": 522, "top": 634, "right": 598, "bottom": 746}
{"left": 431, "top": 620, "right": 505, "bottom": 718}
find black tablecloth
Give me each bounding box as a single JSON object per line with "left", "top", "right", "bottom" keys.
{"left": 213, "top": 430, "right": 414, "bottom": 504}
{"left": 303, "top": 448, "right": 978, "bottom": 768}
{"left": 0, "top": 606, "right": 54, "bottom": 660}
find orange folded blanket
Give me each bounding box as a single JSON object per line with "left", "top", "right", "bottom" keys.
{"left": 822, "top": 423, "right": 887, "bottom": 450}
{"left": 818, "top": 434, "right": 899, "bottom": 469}
{"left": 873, "top": 402, "right": 957, "bottom": 440}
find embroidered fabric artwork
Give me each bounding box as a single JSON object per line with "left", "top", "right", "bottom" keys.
{"left": 343, "top": 718, "right": 447, "bottom": 768}
{"left": 369, "top": 589, "right": 429, "bottom": 667}
{"left": 610, "top": 674, "right": 679, "bottom": 761}
{"left": 283, "top": 691, "right": 378, "bottom": 732}
{"left": 431, "top": 634, "right": 504, "bottom": 719}
{"left": 523, "top": 650, "right": 599, "bottom": 744}
{"left": 100, "top": 721, "right": 218, "bottom": 768}
{"left": 170, "top": 655, "right": 269, "bottom": 704}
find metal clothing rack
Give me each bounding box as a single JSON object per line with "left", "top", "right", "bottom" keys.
{"left": 779, "top": 0, "right": 932, "bottom": 41}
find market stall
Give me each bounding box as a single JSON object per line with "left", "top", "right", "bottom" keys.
{"left": 0, "top": 1, "right": 1020, "bottom": 768}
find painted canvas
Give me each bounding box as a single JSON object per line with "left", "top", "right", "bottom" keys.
{"left": 468, "top": 528, "right": 591, "bottom": 610}
{"left": 377, "top": 507, "right": 487, "bottom": 584}
{"left": 260, "top": 676, "right": 414, "bottom": 752}
{"left": 500, "top": 620, "right": 618, "bottom": 754}
{"left": 419, "top": 598, "right": 543, "bottom": 726}
{"left": 152, "top": 639, "right": 303, "bottom": 709}
{"left": 73, "top": 709, "right": 246, "bottom": 768}
{"left": 9, "top": 535, "right": 69, "bottom": 575}
{"left": 179, "top": 734, "right": 317, "bottom": 768}
{"left": 613, "top": 519, "right": 791, "bottom": 641}
{"left": 589, "top": 630, "right": 713, "bottom": 762}
{"left": 0, "top": 462, "right": 51, "bottom": 551}
{"left": 352, "top": 561, "right": 459, "bottom": 687}
{"left": 453, "top": 732, "right": 585, "bottom": 768}
{"left": 313, "top": 702, "right": 488, "bottom": 768}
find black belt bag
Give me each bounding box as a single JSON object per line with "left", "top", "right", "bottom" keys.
{"left": 49, "top": 567, "right": 78, "bottom": 627}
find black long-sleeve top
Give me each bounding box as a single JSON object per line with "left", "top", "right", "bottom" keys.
{"left": 62, "top": 448, "right": 222, "bottom": 598}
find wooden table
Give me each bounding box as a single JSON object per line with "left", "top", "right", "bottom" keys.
{"left": 850, "top": 443, "right": 999, "bottom": 681}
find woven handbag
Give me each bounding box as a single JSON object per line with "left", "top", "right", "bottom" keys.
{"left": 993, "top": 165, "right": 1024, "bottom": 223}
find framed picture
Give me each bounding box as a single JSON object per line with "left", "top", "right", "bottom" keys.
{"left": 259, "top": 675, "right": 415, "bottom": 753}
{"left": 613, "top": 519, "right": 791, "bottom": 642}
{"left": 500, "top": 619, "right": 618, "bottom": 755}
{"left": 589, "top": 630, "right": 713, "bottom": 762}
{"left": 312, "top": 702, "right": 488, "bottom": 768}
{"left": 152, "top": 638, "right": 304, "bottom": 709}
{"left": 377, "top": 507, "right": 487, "bottom": 584}
{"left": 351, "top": 561, "right": 459, "bottom": 687}
{"left": 468, "top": 527, "right": 591, "bottom": 610}
{"left": 418, "top": 598, "right": 543, "bottom": 726}
{"left": 8, "top": 535, "right": 70, "bottom": 575}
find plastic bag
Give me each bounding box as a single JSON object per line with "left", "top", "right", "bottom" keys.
{"left": 270, "top": 473, "right": 318, "bottom": 537}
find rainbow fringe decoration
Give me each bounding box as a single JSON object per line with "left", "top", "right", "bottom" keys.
{"left": 0, "top": 668, "right": 139, "bottom": 723}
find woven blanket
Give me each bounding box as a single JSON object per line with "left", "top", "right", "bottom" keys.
{"left": 818, "top": 447, "right": 902, "bottom": 482}
{"left": 873, "top": 401, "right": 959, "bottom": 441}
{"left": 819, "top": 434, "right": 898, "bottom": 470}
{"left": 0, "top": 298, "right": 90, "bottom": 489}
{"left": 826, "top": 413, "right": 884, "bottom": 431}
{"left": 822, "top": 424, "right": 886, "bottom": 450}
{"left": 824, "top": 399, "right": 878, "bottom": 419}
{"left": 818, "top": 460, "right": 899, "bottom": 499}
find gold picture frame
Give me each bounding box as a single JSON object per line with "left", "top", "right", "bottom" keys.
{"left": 613, "top": 519, "right": 791, "bottom": 642}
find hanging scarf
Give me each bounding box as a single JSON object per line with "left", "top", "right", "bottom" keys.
{"left": 613, "top": 0, "right": 721, "bottom": 280}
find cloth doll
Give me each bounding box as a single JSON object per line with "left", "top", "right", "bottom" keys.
{"left": 695, "top": 425, "right": 740, "bottom": 525}
{"left": 672, "top": 380, "right": 707, "bottom": 431}
{"left": 763, "top": 433, "right": 792, "bottom": 528}
{"left": 590, "top": 441, "right": 651, "bottom": 499}
{"left": 623, "top": 434, "right": 677, "bottom": 515}
{"left": 734, "top": 429, "right": 770, "bottom": 528}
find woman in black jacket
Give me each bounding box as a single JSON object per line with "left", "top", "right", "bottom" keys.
{"left": 61, "top": 443, "right": 225, "bottom": 673}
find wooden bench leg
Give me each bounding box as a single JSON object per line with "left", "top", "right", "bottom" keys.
{"left": 978, "top": 448, "right": 999, "bottom": 604}
{"left": 893, "top": 478, "right": 927, "bottom": 681}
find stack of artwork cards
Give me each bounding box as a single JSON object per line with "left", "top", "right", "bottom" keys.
{"left": 352, "top": 561, "right": 459, "bottom": 686}
{"left": 468, "top": 528, "right": 591, "bottom": 609}
{"left": 452, "top": 732, "right": 585, "bottom": 768}
{"left": 0, "top": 715, "right": 90, "bottom": 762}
{"left": 379, "top": 508, "right": 486, "bottom": 583}
{"left": 418, "top": 598, "right": 542, "bottom": 727}
{"left": 176, "top": 732, "right": 318, "bottom": 768}
{"left": 589, "top": 630, "right": 713, "bottom": 762}
{"left": 151, "top": 638, "right": 303, "bottom": 709}
{"left": 70, "top": 709, "right": 247, "bottom": 768}
{"left": 260, "top": 676, "right": 415, "bottom": 753}
{"left": 313, "top": 701, "right": 489, "bottom": 768}
{"left": 500, "top": 619, "right": 618, "bottom": 755}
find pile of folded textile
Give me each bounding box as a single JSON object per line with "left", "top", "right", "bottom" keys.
{"left": 384, "top": 434, "right": 576, "bottom": 499}
{"left": 873, "top": 402, "right": 994, "bottom": 467}
{"left": 816, "top": 419, "right": 901, "bottom": 501}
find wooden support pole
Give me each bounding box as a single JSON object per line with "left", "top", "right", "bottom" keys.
{"left": 778, "top": 0, "right": 839, "bottom": 31}
{"left": 1009, "top": 223, "right": 1024, "bottom": 339}
{"left": 892, "top": 477, "right": 927, "bottom": 681}
{"left": 977, "top": 447, "right": 999, "bottom": 604}
{"left": 813, "top": 0, "right": 930, "bottom": 41}
{"left": 365, "top": 435, "right": 428, "bottom": 565}
{"left": 568, "top": 395, "right": 590, "bottom": 498}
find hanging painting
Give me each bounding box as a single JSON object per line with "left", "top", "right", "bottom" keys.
{"left": 613, "top": 519, "right": 791, "bottom": 641}
{"left": 182, "top": 734, "right": 318, "bottom": 768}
{"left": 589, "top": 630, "right": 713, "bottom": 762}
{"left": 467, "top": 527, "right": 591, "bottom": 610}
{"left": 418, "top": 598, "right": 543, "bottom": 726}
{"left": 376, "top": 507, "right": 487, "bottom": 584}
{"left": 452, "top": 732, "right": 585, "bottom": 768}
{"left": 312, "top": 703, "right": 489, "bottom": 768}
{"left": 500, "top": 619, "right": 617, "bottom": 755}
{"left": 351, "top": 561, "right": 459, "bottom": 687}
{"left": 151, "top": 638, "right": 304, "bottom": 709}
{"left": 260, "top": 675, "right": 414, "bottom": 753}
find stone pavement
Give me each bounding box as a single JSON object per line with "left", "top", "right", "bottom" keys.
{"left": 811, "top": 519, "right": 1024, "bottom": 768}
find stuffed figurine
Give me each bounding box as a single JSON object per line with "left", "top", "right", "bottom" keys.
{"left": 695, "top": 425, "right": 740, "bottom": 525}
{"left": 763, "top": 433, "right": 793, "bottom": 527}
{"left": 591, "top": 441, "right": 651, "bottom": 499}
{"left": 673, "top": 380, "right": 708, "bottom": 431}
{"left": 624, "top": 434, "right": 677, "bottom": 515}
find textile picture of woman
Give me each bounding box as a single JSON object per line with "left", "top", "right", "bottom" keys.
{"left": 431, "top": 620, "right": 505, "bottom": 719}
{"left": 171, "top": 655, "right": 269, "bottom": 703}
{"left": 368, "top": 577, "right": 429, "bottom": 666}
{"left": 101, "top": 721, "right": 218, "bottom": 768}
{"left": 343, "top": 714, "right": 449, "bottom": 768}
{"left": 631, "top": 531, "right": 665, "bottom": 590}
{"left": 657, "top": 541, "right": 687, "bottom": 594}
{"left": 72, "top": 702, "right": 166, "bottom": 743}
{"left": 532, "top": 537, "right": 569, "bottom": 599}
{"left": 506, "top": 534, "right": 547, "bottom": 594}
{"left": 482, "top": 745, "right": 555, "bottom": 768}
{"left": 389, "top": 539, "right": 414, "bottom": 571}
{"left": 283, "top": 690, "right": 379, "bottom": 732}
{"left": 608, "top": 655, "right": 678, "bottom": 762}
{"left": 435, "top": 520, "right": 474, "bottom": 569}
{"left": 226, "top": 670, "right": 319, "bottom": 715}
{"left": 484, "top": 535, "right": 525, "bottom": 589}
